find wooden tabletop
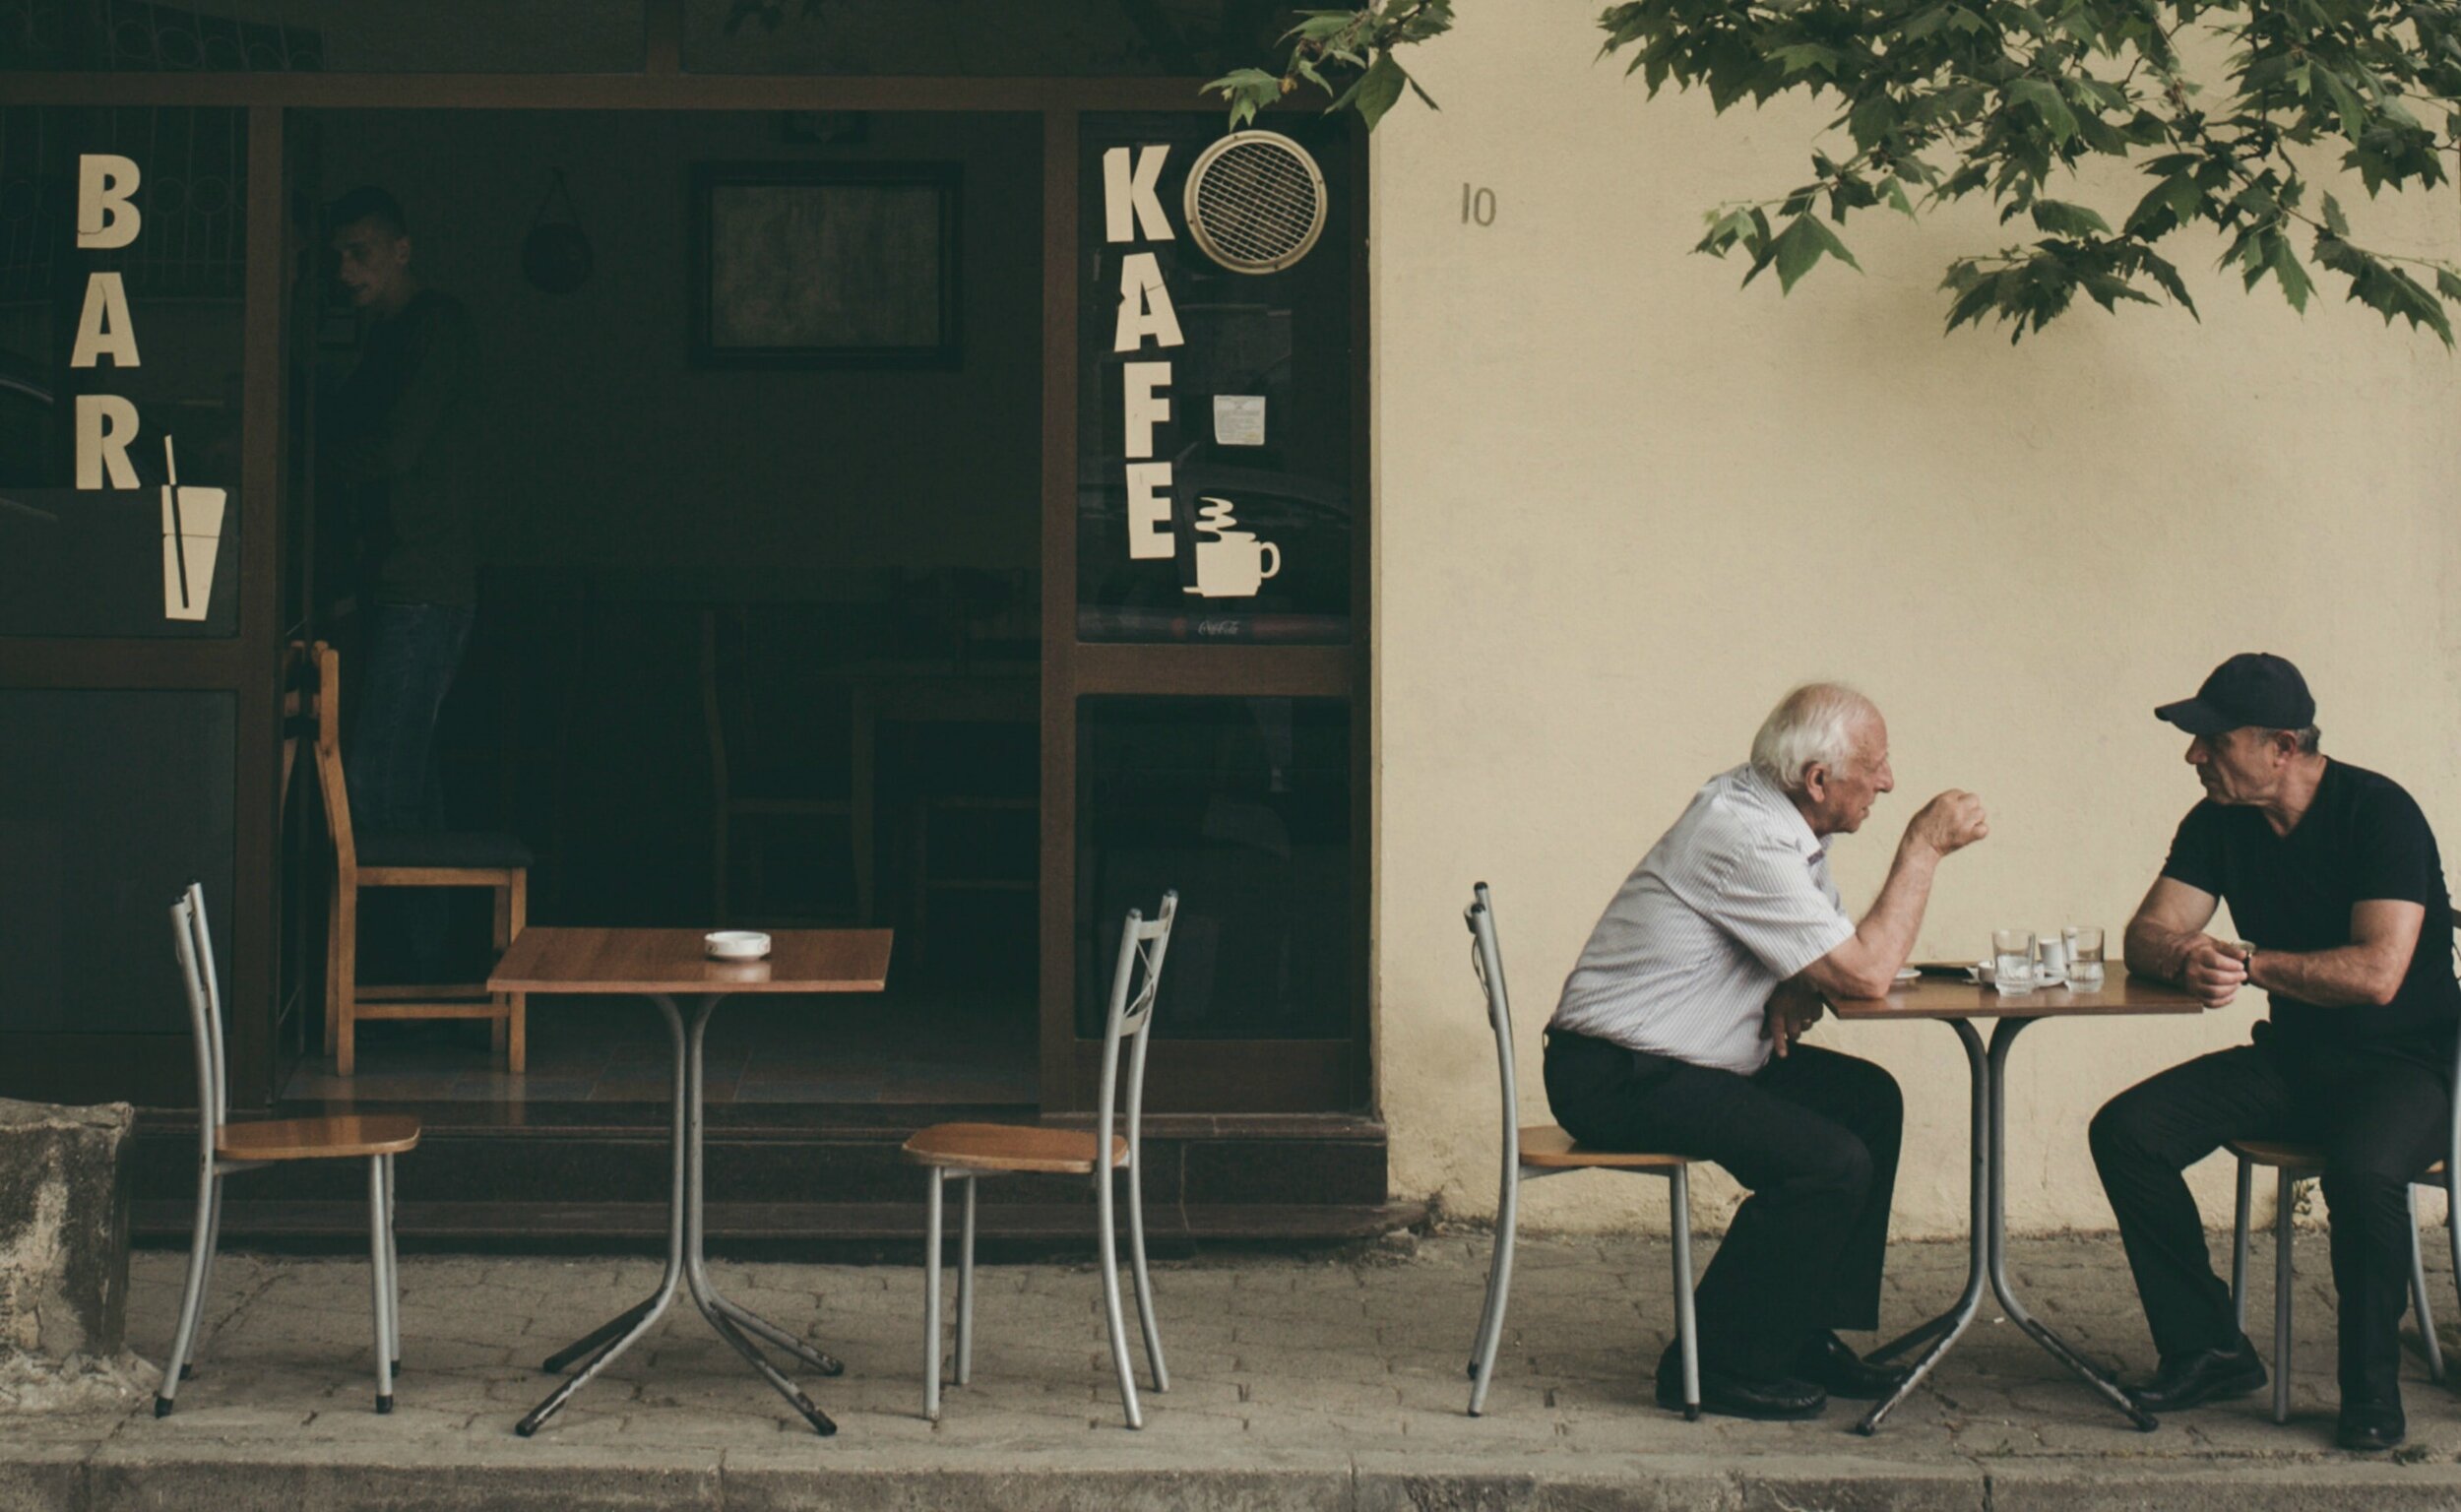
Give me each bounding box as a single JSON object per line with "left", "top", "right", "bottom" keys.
{"left": 1828, "top": 967, "right": 2206, "bottom": 1022}
{"left": 488, "top": 927, "right": 893, "bottom": 995}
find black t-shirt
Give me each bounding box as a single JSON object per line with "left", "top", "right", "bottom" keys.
{"left": 2162, "top": 758, "right": 2461, "bottom": 1044}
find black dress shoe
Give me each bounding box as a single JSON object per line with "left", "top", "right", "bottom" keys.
{"left": 1795, "top": 1331, "right": 1911, "bottom": 1401}
{"left": 2120, "top": 1338, "right": 2267, "bottom": 1414}
{"left": 2337, "top": 1400, "right": 2405, "bottom": 1452}
{"left": 1655, "top": 1358, "right": 1826, "bottom": 1420}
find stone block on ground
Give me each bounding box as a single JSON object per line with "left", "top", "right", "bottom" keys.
{"left": 0, "top": 1098, "right": 158, "bottom": 1411}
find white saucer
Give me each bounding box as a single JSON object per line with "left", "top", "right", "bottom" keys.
{"left": 1895, "top": 967, "right": 1923, "bottom": 983}
{"left": 705, "top": 929, "right": 772, "bottom": 961}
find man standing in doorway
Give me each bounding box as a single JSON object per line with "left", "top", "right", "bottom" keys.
{"left": 2091, "top": 654, "right": 2460, "bottom": 1451}
{"left": 328, "top": 186, "right": 482, "bottom": 975}
{"left": 329, "top": 185, "right": 479, "bottom": 839}
{"left": 1544, "top": 683, "right": 1989, "bottom": 1418}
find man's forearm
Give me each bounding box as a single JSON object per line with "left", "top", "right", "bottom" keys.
{"left": 2125, "top": 917, "right": 2205, "bottom": 983}
{"left": 1852, "top": 839, "right": 1940, "bottom": 966}
{"left": 2248, "top": 945, "right": 2407, "bottom": 1008}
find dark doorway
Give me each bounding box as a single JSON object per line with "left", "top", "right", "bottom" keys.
{"left": 285, "top": 107, "right": 1041, "bottom": 1108}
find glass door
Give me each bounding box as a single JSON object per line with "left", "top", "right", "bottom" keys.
{"left": 1041, "top": 109, "right": 1368, "bottom": 1114}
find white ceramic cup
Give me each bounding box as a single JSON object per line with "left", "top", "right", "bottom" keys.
{"left": 2037, "top": 933, "right": 2069, "bottom": 979}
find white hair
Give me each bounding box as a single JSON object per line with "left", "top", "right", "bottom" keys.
{"left": 1750, "top": 683, "right": 1878, "bottom": 793}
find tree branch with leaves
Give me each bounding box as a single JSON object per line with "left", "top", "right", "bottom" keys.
{"left": 1219, "top": 0, "right": 2461, "bottom": 343}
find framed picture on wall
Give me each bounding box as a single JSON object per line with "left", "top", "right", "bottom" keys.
{"left": 689, "top": 161, "right": 962, "bottom": 369}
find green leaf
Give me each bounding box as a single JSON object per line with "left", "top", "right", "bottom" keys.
{"left": 1349, "top": 51, "right": 1409, "bottom": 130}
{"left": 2317, "top": 66, "right": 2368, "bottom": 135}
{"left": 2008, "top": 78, "right": 2079, "bottom": 141}
{"left": 2030, "top": 199, "right": 2114, "bottom": 236}
{"left": 2323, "top": 192, "right": 2350, "bottom": 237}
{"left": 2270, "top": 237, "right": 2313, "bottom": 312}
{"left": 1771, "top": 217, "right": 1825, "bottom": 291}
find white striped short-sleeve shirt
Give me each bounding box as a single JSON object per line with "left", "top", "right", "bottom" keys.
{"left": 1549, "top": 765, "right": 1856, "bottom": 1076}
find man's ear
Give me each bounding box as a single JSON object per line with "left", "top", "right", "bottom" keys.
{"left": 1798, "top": 763, "right": 1829, "bottom": 802}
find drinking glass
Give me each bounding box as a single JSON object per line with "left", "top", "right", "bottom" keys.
{"left": 2065, "top": 925, "right": 2106, "bottom": 989}
{"left": 1993, "top": 929, "right": 2038, "bottom": 994}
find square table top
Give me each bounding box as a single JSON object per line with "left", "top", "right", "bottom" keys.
{"left": 1828, "top": 966, "right": 2206, "bottom": 1022}
{"left": 488, "top": 927, "right": 893, "bottom": 995}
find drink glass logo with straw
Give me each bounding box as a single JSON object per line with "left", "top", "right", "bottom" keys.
{"left": 158, "top": 437, "right": 225, "bottom": 621}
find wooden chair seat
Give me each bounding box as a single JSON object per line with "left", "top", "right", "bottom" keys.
{"left": 1519, "top": 1124, "right": 1691, "bottom": 1171}
{"left": 2229, "top": 1138, "right": 2446, "bottom": 1179}
{"left": 903, "top": 1122, "right": 1128, "bottom": 1174}
{"left": 218, "top": 1113, "right": 422, "bottom": 1163}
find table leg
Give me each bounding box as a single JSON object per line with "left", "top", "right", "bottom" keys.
{"left": 1858, "top": 1019, "right": 1991, "bottom": 1434}
{"left": 1984, "top": 1018, "right": 2157, "bottom": 1432}
{"left": 679, "top": 995, "right": 840, "bottom": 1436}
{"left": 520, "top": 994, "right": 690, "bottom": 1436}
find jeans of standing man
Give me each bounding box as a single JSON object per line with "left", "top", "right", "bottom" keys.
{"left": 2088, "top": 1025, "right": 2452, "bottom": 1409}
{"left": 1542, "top": 1027, "right": 1904, "bottom": 1383}
{"left": 347, "top": 600, "right": 476, "bottom": 977}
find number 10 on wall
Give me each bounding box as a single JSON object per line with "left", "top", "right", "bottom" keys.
{"left": 1461, "top": 184, "right": 1495, "bottom": 226}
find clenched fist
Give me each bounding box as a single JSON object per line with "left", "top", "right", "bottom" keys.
{"left": 1906, "top": 790, "right": 1989, "bottom": 858}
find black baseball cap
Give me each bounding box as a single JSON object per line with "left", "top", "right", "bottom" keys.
{"left": 2154, "top": 653, "right": 2315, "bottom": 737}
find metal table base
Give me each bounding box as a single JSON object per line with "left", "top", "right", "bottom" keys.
{"left": 1857, "top": 1015, "right": 2158, "bottom": 1435}
{"left": 518, "top": 993, "right": 845, "bottom": 1438}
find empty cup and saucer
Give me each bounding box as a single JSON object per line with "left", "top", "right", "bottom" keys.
{"left": 704, "top": 930, "right": 772, "bottom": 962}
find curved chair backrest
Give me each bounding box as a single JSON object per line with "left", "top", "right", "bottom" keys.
{"left": 1097, "top": 891, "right": 1178, "bottom": 1169}
{"left": 169, "top": 883, "right": 227, "bottom": 1158}
{"left": 2447, "top": 907, "right": 2460, "bottom": 1197}
{"left": 1465, "top": 882, "right": 1521, "bottom": 1167}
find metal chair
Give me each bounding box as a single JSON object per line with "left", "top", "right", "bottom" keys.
{"left": 157, "top": 883, "right": 420, "bottom": 1418}
{"left": 2226, "top": 905, "right": 2461, "bottom": 1422}
{"left": 1464, "top": 882, "right": 1700, "bottom": 1418}
{"left": 901, "top": 891, "right": 1176, "bottom": 1427}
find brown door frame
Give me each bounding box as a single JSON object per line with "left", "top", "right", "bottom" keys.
{"left": 1, "top": 48, "right": 1371, "bottom": 1119}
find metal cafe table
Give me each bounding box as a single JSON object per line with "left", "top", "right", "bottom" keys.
{"left": 1826, "top": 968, "right": 2203, "bottom": 1434}
{"left": 487, "top": 926, "right": 893, "bottom": 1437}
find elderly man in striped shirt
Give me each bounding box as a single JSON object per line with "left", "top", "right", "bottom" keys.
{"left": 1545, "top": 683, "right": 1989, "bottom": 1420}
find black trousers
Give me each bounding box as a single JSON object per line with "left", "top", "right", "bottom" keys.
{"left": 2089, "top": 1028, "right": 2452, "bottom": 1406}
{"left": 1543, "top": 1027, "right": 1904, "bottom": 1381}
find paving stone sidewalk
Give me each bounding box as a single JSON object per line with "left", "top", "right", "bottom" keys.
{"left": 9, "top": 1228, "right": 2461, "bottom": 1510}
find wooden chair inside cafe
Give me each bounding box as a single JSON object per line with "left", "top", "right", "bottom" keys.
{"left": 307, "top": 640, "right": 531, "bottom": 1075}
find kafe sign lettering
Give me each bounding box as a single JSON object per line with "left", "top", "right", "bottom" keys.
{"left": 1102, "top": 145, "right": 1285, "bottom": 600}
{"left": 72, "top": 154, "right": 224, "bottom": 621}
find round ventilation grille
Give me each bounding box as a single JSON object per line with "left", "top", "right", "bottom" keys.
{"left": 1183, "top": 131, "right": 1327, "bottom": 276}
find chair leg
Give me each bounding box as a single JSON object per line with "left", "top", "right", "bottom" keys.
{"left": 2231, "top": 1157, "right": 2252, "bottom": 1337}
{"left": 922, "top": 1168, "right": 943, "bottom": 1422}
{"left": 1096, "top": 1166, "right": 1143, "bottom": 1428}
{"left": 156, "top": 1170, "right": 220, "bottom": 1417}
{"left": 1467, "top": 1166, "right": 1520, "bottom": 1417}
{"left": 2448, "top": 1171, "right": 2461, "bottom": 1378}
{"left": 2409, "top": 1185, "right": 2443, "bottom": 1383}
{"left": 369, "top": 1157, "right": 395, "bottom": 1414}
{"left": 324, "top": 875, "right": 343, "bottom": 1056}
{"left": 184, "top": 1177, "right": 225, "bottom": 1378}
{"left": 335, "top": 888, "right": 359, "bottom": 1077}
{"left": 385, "top": 1153, "right": 404, "bottom": 1374}
{"left": 2274, "top": 1168, "right": 2295, "bottom": 1424}
{"left": 1671, "top": 1166, "right": 1701, "bottom": 1421}
{"left": 490, "top": 883, "right": 511, "bottom": 1064}
{"left": 955, "top": 1175, "right": 975, "bottom": 1388}
{"left": 506, "top": 871, "right": 528, "bottom": 1074}
{"left": 1125, "top": 1156, "right": 1167, "bottom": 1393}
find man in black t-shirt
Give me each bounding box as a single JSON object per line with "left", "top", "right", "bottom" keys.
{"left": 2090, "top": 653, "right": 2460, "bottom": 1452}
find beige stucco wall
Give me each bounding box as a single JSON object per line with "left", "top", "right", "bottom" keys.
{"left": 1368, "top": 0, "right": 2461, "bottom": 1238}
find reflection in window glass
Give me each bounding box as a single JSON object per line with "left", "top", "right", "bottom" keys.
{"left": 0, "top": 691, "right": 235, "bottom": 1036}
{"left": 685, "top": 0, "right": 1295, "bottom": 76}
{"left": 1077, "top": 112, "right": 1355, "bottom": 643}
{"left": 0, "top": 105, "right": 244, "bottom": 636}
{"left": 2, "top": 0, "right": 645, "bottom": 72}
{"left": 1077, "top": 697, "right": 1350, "bottom": 1040}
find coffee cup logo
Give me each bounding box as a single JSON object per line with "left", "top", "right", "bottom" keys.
{"left": 1185, "top": 497, "right": 1283, "bottom": 599}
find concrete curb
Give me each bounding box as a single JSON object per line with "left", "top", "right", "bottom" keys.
{"left": 20, "top": 1449, "right": 2461, "bottom": 1512}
